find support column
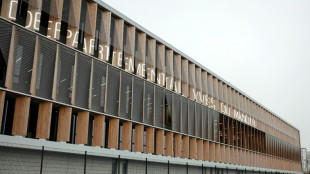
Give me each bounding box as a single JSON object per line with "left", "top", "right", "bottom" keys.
{"left": 190, "top": 137, "right": 197, "bottom": 159}
{"left": 183, "top": 136, "right": 189, "bottom": 159}
{"left": 197, "top": 139, "right": 203, "bottom": 160}
{"left": 166, "top": 132, "right": 173, "bottom": 157}
{"left": 75, "top": 111, "right": 89, "bottom": 144}
{"left": 134, "top": 124, "right": 144, "bottom": 152}
{"left": 156, "top": 129, "right": 164, "bottom": 155}
{"left": 93, "top": 115, "right": 105, "bottom": 147}
{"left": 146, "top": 127, "right": 154, "bottom": 154}
{"left": 0, "top": 91, "right": 5, "bottom": 131}
{"left": 36, "top": 102, "right": 53, "bottom": 139}
{"left": 122, "top": 121, "right": 132, "bottom": 150}
{"left": 174, "top": 134, "right": 182, "bottom": 157}
{"left": 203, "top": 141, "right": 209, "bottom": 161}
{"left": 108, "top": 118, "right": 119, "bottom": 149}
{"left": 12, "top": 96, "right": 31, "bottom": 136}
{"left": 57, "top": 107, "right": 72, "bottom": 142}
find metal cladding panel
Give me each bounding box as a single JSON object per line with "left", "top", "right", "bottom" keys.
{"left": 35, "top": 37, "right": 56, "bottom": 99}
{"left": 169, "top": 164, "right": 187, "bottom": 174}
{"left": 12, "top": 28, "right": 36, "bottom": 94}
{"left": 208, "top": 108, "right": 214, "bottom": 140}
{"left": 75, "top": 53, "right": 91, "bottom": 108}
{"left": 132, "top": 77, "right": 143, "bottom": 122}
{"left": 42, "top": 151, "right": 84, "bottom": 173}
{"left": 147, "top": 162, "right": 168, "bottom": 174}
{"left": 144, "top": 81, "right": 154, "bottom": 125}
{"left": 195, "top": 103, "right": 202, "bottom": 137}
{"left": 164, "top": 90, "right": 172, "bottom": 130}
{"left": 154, "top": 86, "right": 164, "bottom": 127}
{"left": 106, "top": 66, "right": 120, "bottom": 116}
{"left": 56, "top": 46, "right": 75, "bottom": 104}
{"left": 119, "top": 72, "right": 132, "bottom": 119}
{"left": 188, "top": 166, "right": 202, "bottom": 174}
{"left": 127, "top": 160, "right": 146, "bottom": 174}
{"left": 85, "top": 155, "right": 114, "bottom": 174}
{"left": 202, "top": 106, "right": 208, "bottom": 139}
{"left": 91, "top": 61, "right": 107, "bottom": 113}
{"left": 181, "top": 98, "right": 188, "bottom": 134}
{"left": 0, "top": 20, "right": 12, "bottom": 87}
{"left": 188, "top": 100, "right": 195, "bottom": 136}
{"left": 172, "top": 94, "right": 181, "bottom": 132}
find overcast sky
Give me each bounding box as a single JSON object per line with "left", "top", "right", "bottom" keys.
{"left": 102, "top": 0, "right": 310, "bottom": 149}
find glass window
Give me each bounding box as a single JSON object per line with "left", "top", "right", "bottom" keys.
{"left": 91, "top": 60, "right": 107, "bottom": 113}
{"left": 0, "top": 20, "right": 12, "bottom": 87}
{"left": 76, "top": 0, "right": 88, "bottom": 51}
{"left": 134, "top": 31, "right": 146, "bottom": 77}
{"left": 181, "top": 97, "right": 188, "bottom": 134}
{"left": 145, "top": 38, "right": 155, "bottom": 82}
{"left": 155, "top": 44, "right": 165, "bottom": 86}
{"left": 75, "top": 54, "right": 91, "bottom": 108}
{"left": 132, "top": 77, "right": 143, "bottom": 122}
{"left": 144, "top": 81, "right": 154, "bottom": 125}
{"left": 173, "top": 54, "right": 181, "bottom": 94}
{"left": 122, "top": 24, "right": 135, "bottom": 72}
{"left": 106, "top": 66, "right": 120, "bottom": 116}
{"left": 154, "top": 86, "right": 164, "bottom": 127}
{"left": 56, "top": 46, "right": 75, "bottom": 104}
{"left": 188, "top": 100, "right": 195, "bottom": 136}
{"left": 164, "top": 90, "right": 172, "bottom": 130}
{"left": 12, "top": 28, "right": 36, "bottom": 94}
{"left": 94, "top": 9, "right": 111, "bottom": 61}
{"left": 195, "top": 103, "right": 202, "bottom": 137}
{"left": 172, "top": 94, "right": 181, "bottom": 132}
{"left": 35, "top": 37, "right": 56, "bottom": 99}
{"left": 119, "top": 72, "right": 132, "bottom": 119}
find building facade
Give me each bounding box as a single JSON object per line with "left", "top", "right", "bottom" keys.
{"left": 0, "top": 0, "right": 302, "bottom": 173}
{"left": 301, "top": 148, "right": 309, "bottom": 173}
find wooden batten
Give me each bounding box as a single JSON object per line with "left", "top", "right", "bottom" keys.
{"left": 174, "top": 134, "right": 182, "bottom": 157}
{"left": 203, "top": 141, "right": 209, "bottom": 161}
{"left": 188, "top": 63, "right": 195, "bottom": 100}
{"left": 146, "top": 127, "right": 154, "bottom": 154}
{"left": 220, "top": 144, "right": 225, "bottom": 163}
{"left": 156, "top": 44, "right": 165, "bottom": 87}
{"left": 111, "top": 18, "right": 124, "bottom": 67}
{"left": 25, "top": 0, "right": 43, "bottom": 31}
{"left": 71, "top": 53, "right": 78, "bottom": 105}
{"left": 57, "top": 107, "right": 72, "bottom": 142}
{"left": 83, "top": 2, "right": 97, "bottom": 55}
{"left": 156, "top": 129, "right": 164, "bottom": 155}
{"left": 181, "top": 58, "right": 188, "bottom": 97}
{"left": 124, "top": 26, "right": 135, "bottom": 73}
{"left": 92, "top": 115, "right": 105, "bottom": 147}
{"left": 134, "top": 124, "right": 144, "bottom": 152}
{"left": 47, "top": 0, "right": 64, "bottom": 40}
{"left": 75, "top": 111, "right": 89, "bottom": 144}
{"left": 5, "top": 26, "right": 15, "bottom": 90}
{"left": 52, "top": 45, "right": 60, "bottom": 100}
{"left": 1, "top": 0, "right": 18, "bottom": 20}
{"left": 182, "top": 136, "right": 189, "bottom": 159}
{"left": 165, "top": 132, "right": 173, "bottom": 156}
{"left": 174, "top": 54, "right": 181, "bottom": 94}
{"left": 165, "top": 49, "right": 173, "bottom": 90}
{"left": 197, "top": 139, "right": 203, "bottom": 160}
{"left": 195, "top": 67, "right": 202, "bottom": 103}
{"left": 215, "top": 143, "right": 221, "bottom": 162}
{"left": 0, "top": 91, "right": 5, "bottom": 130}
{"left": 108, "top": 118, "right": 119, "bottom": 149}
{"left": 146, "top": 38, "right": 156, "bottom": 82}
{"left": 98, "top": 10, "right": 111, "bottom": 61}
{"left": 12, "top": 96, "right": 31, "bottom": 136}
{"left": 66, "top": 0, "right": 82, "bottom": 48}
{"left": 35, "top": 102, "right": 53, "bottom": 139}
{"left": 189, "top": 137, "right": 197, "bottom": 159}
{"left": 30, "top": 36, "right": 39, "bottom": 95}
{"left": 209, "top": 141, "right": 215, "bottom": 162}
{"left": 121, "top": 121, "right": 132, "bottom": 150}
{"left": 135, "top": 32, "right": 146, "bottom": 77}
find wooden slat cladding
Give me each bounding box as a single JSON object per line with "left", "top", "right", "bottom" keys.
{"left": 12, "top": 96, "right": 31, "bottom": 136}
{"left": 35, "top": 102, "right": 53, "bottom": 139}
{"left": 0, "top": 91, "right": 5, "bottom": 131}
{"left": 92, "top": 115, "right": 105, "bottom": 147}
{"left": 75, "top": 111, "right": 89, "bottom": 144}
{"left": 57, "top": 107, "right": 72, "bottom": 142}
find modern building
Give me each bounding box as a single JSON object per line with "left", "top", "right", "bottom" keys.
{"left": 0, "top": 0, "right": 302, "bottom": 173}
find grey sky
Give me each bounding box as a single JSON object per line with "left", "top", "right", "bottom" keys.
{"left": 102, "top": 0, "right": 310, "bottom": 149}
